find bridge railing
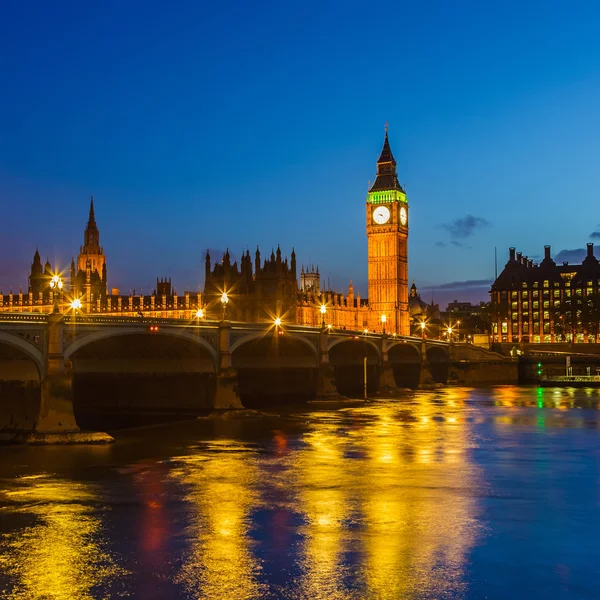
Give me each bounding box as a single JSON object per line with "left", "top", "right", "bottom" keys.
{"left": 0, "top": 312, "right": 48, "bottom": 323}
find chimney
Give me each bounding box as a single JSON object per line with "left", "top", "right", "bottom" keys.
{"left": 516, "top": 252, "right": 522, "bottom": 264}
{"left": 528, "top": 259, "right": 533, "bottom": 268}
{"left": 509, "top": 247, "right": 516, "bottom": 262}
{"left": 587, "top": 243, "right": 594, "bottom": 258}
{"left": 544, "top": 245, "right": 551, "bottom": 260}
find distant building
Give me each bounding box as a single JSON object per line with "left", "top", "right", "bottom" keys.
{"left": 491, "top": 244, "right": 600, "bottom": 343}
{"left": 70, "top": 197, "right": 107, "bottom": 300}
{"left": 3, "top": 130, "right": 415, "bottom": 332}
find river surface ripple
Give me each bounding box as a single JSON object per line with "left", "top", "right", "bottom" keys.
{"left": 0, "top": 386, "right": 599, "bottom": 599}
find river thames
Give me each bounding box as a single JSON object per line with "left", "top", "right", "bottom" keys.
{"left": 0, "top": 386, "right": 599, "bottom": 599}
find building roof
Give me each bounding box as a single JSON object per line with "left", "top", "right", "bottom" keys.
{"left": 369, "top": 131, "right": 405, "bottom": 193}
{"left": 491, "top": 244, "right": 600, "bottom": 291}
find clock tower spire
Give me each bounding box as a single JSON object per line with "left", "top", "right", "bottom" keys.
{"left": 366, "top": 128, "right": 409, "bottom": 335}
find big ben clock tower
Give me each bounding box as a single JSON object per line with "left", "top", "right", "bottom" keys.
{"left": 366, "top": 127, "right": 409, "bottom": 335}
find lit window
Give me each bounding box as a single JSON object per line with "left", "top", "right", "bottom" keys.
{"left": 543, "top": 280, "right": 549, "bottom": 288}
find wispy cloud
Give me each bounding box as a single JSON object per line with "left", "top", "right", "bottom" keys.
{"left": 440, "top": 214, "right": 490, "bottom": 239}
{"left": 422, "top": 278, "right": 493, "bottom": 291}
{"left": 554, "top": 246, "right": 599, "bottom": 264}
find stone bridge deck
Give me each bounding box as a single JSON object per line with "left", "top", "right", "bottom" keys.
{"left": 0, "top": 312, "right": 510, "bottom": 440}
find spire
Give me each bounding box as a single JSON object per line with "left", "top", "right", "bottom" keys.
{"left": 377, "top": 127, "right": 395, "bottom": 164}
{"left": 83, "top": 195, "right": 100, "bottom": 251}
{"left": 369, "top": 126, "right": 405, "bottom": 193}
{"left": 88, "top": 195, "right": 96, "bottom": 227}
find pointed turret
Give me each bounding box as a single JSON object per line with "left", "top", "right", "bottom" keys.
{"left": 83, "top": 195, "right": 100, "bottom": 250}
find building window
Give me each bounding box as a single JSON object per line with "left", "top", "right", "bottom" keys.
{"left": 511, "top": 302, "right": 518, "bottom": 310}
{"left": 523, "top": 301, "right": 529, "bottom": 309}
{"left": 533, "top": 301, "right": 539, "bottom": 309}
{"left": 543, "top": 280, "right": 549, "bottom": 288}
{"left": 522, "top": 282, "right": 527, "bottom": 288}
{"left": 543, "top": 311, "right": 550, "bottom": 320}
{"left": 523, "top": 291, "right": 529, "bottom": 299}
{"left": 533, "top": 312, "right": 539, "bottom": 320}
{"left": 553, "top": 290, "right": 560, "bottom": 297}
{"left": 533, "top": 282, "right": 539, "bottom": 289}
{"left": 533, "top": 290, "right": 539, "bottom": 298}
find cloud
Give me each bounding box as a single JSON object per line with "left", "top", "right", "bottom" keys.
{"left": 422, "top": 278, "right": 494, "bottom": 291}
{"left": 440, "top": 214, "right": 490, "bottom": 239}
{"left": 450, "top": 240, "right": 473, "bottom": 249}
{"left": 435, "top": 241, "right": 446, "bottom": 247}
{"left": 554, "top": 246, "right": 600, "bottom": 264}
{"left": 590, "top": 231, "right": 600, "bottom": 239}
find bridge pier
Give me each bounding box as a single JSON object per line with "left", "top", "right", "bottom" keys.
{"left": 380, "top": 362, "right": 396, "bottom": 392}
{"left": 214, "top": 321, "right": 243, "bottom": 409}
{"left": 23, "top": 314, "right": 113, "bottom": 444}
{"left": 317, "top": 331, "right": 338, "bottom": 397}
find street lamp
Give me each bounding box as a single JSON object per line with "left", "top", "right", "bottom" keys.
{"left": 70, "top": 298, "right": 82, "bottom": 311}
{"left": 49, "top": 274, "right": 63, "bottom": 313}
{"left": 274, "top": 317, "right": 281, "bottom": 327}
{"left": 381, "top": 314, "right": 387, "bottom": 336}
{"left": 220, "top": 292, "right": 229, "bottom": 320}
{"left": 320, "top": 304, "right": 327, "bottom": 328}
{"left": 420, "top": 320, "right": 426, "bottom": 339}
{"left": 195, "top": 308, "right": 205, "bottom": 319}
{"left": 447, "top": 326, "right": 453, "bottom": 341}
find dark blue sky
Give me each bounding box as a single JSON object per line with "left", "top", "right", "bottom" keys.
{"left": 1, "top": 0, "right": 599, "bottom": 306}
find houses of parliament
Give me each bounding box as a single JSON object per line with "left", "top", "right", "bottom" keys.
{"left": 2, "top": 131, "right": 415, "bottom": 335}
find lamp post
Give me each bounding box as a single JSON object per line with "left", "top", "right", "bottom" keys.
{"left": 195, "top": 308, "right": 205, "bottom": 319}
{"left": 220, "top": 292, "right": 229, "bottom": 321}
{"left": 320, "top": 304, "right": 326, "bottom": 329}
{"left": 70, "top": 298, "right": 82, "bottom": 311}
{"left": 447, "top": 326, "right": 453, "bottom": 342}
{"left": 381, "top": 314, "right": 387, "bottom": 336}
{"left": 420, "top": 320, "right": 426, "bottom": 339}
{"left": 49, "top": 275, "right": 63, "bottom": 313}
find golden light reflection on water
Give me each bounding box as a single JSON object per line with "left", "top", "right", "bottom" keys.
{"left": 294, "top": 391, "right": 481, "bottom": 600}
{"left": 294, "top": 427, "right": 355, "bottom": 599}
{"left": 0, "top": 474, "right": 124, "bottom": 600}
{"left": 170, "top": 441, "right": 265, "bottom": 600}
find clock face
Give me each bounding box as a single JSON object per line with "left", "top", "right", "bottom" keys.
{"left": 372, "top": 206, "right": 391, "bottom": 225}
{"left": 399, "top": 206, "right": 407, "bottom": 226}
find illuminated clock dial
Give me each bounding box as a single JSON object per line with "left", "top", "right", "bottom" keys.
{"left": 372, "top": 206, "right": 391, "bottom": 225}
{"left": 399, "top": 206, "right": 407, "bottom": 226}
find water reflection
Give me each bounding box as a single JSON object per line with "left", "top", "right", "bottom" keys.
{"left": 170, "top": 441, "right": 265, "bottom": 599}
{"left": 294, "top": 392, "right": 481, "bottom": 599}
{"left": 0, "top": 474, "right": 123, "bottom": 599}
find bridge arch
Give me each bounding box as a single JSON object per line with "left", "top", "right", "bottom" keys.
{"left": 230, "top": 331, "right": 318, "bottom": 360}
{"left": 66, "top": 328, "right": 219, "bottom": 428}
{"left": 387, "top": 341, "right": 421, "bottom": 389}
{"left": 0, "top": 331, "right": 44, "bottom": 379}
{"left": 327, "top": 336, "right": 382, "bottom": 361}
{"left": 327, "top": 337, "right": 381, "bottom": 396}
{"left": 425, "top": 345, "right": 450, "bottom": 383}
{"left": 232, "top": 332, "right": 319, "bottom": 407}
{"left": 65, "top": 327, "right": 218, "bottom": 366}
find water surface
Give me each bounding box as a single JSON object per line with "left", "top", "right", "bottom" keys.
{"left": 1, "top": 387, "right": 599, "bottom": 599}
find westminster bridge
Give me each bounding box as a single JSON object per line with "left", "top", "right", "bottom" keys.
{"left": 0, "top": 312, "right": 508, "bottom": 438}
